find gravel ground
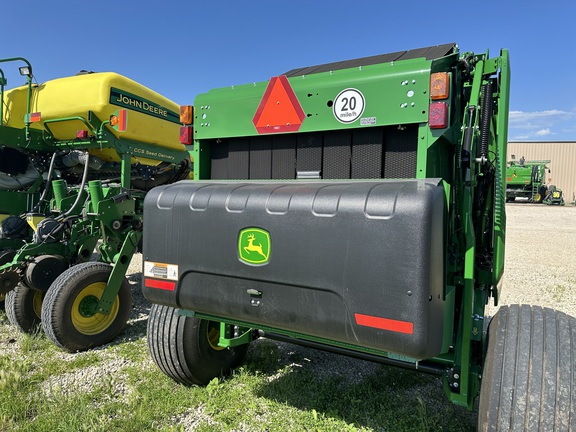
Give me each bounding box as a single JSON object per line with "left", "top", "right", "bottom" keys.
{"left": 1, "top": 202, "right": 575, "bottom": 430}
{"left": 488, "top": 203, "right": 576, "bottom": 317}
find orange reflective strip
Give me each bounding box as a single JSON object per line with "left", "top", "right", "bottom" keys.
{"left": 354, "top": 313, "right": 414, "bottom": 334}
{"left": 118, "top": 109, "right": 127, "bottom": 131}
{"left": 145, "top": 278, "right": 176, "bottom": 291}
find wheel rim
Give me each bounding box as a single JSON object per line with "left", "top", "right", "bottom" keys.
{"left": 32, "top": 291, "right": 44, "bottom": 318}
{"left": 206, "top": 321, "right": 225, "bottom": 351}
{"left": 70, "top": 282, "right": 120, "bottom": 335}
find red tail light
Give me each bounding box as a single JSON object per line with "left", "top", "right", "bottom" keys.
{"left": 180, "top": 126, "right": 193, "bottom": 145}
{"left": 76, "top": 130, "right": 89, "bottom": 139}
{"left": 429, "top": 102, "right": 448, "bottom": 129}
{"left": 29, "top": 112, "right": 41, "bottom": 122}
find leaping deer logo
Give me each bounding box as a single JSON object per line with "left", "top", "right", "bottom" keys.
{"left": 239, "top": 228, "right": 270, "bottom": 265}
{"left": 244, "top": 233, "right": 268, "bottom": 260}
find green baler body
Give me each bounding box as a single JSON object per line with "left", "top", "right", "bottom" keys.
{"left": 142, "top": 43, "right": 511, "bottom": 408}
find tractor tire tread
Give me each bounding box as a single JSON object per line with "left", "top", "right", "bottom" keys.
{"left": 478, "top": 304, "right": 576, "bottom": 431}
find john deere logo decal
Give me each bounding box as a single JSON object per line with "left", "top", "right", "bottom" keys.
{"left": 238, "top": 228, "right": 270, "bottom": 265}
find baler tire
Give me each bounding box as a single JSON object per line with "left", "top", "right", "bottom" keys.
{"left": 5, "top": 284, "right": 44, "bottom": 333}
{"left": 41, "top": 262, "right": 132, "bottom": 352}
{"left": 147, "top": 304, "right": 248, "bottom": 386}
{"left": 478, "top": 304, "right": 576, "bottom": 431}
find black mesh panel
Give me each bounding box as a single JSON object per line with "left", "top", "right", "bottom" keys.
{"left": 323, "top": 131, "right": 351, "bottom": 179}
{"left": 210, "top": 141, "right": 229, "bottom": 180}
{"left": 351, "top": 128, "right": 384, "bottom": 179}
{"left": 271, "top": 135, "right": 296, "bottom": 179}
{"left": 228, "top": 139, "right": 250, "bottom": 179}
{"left": 383, "top": 126, "right": 418, "bottom": 179}
{"left": 249, "top": 137, "right": 272, "bottom": 179}
{"left": 208, "top": 125, "right": 418, "bottom": 181}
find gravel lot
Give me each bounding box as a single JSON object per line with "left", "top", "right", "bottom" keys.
{"left": 489, "top": 203, "right": 576, "bottom": 318}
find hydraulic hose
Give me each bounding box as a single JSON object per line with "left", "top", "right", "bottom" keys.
{"left": 57, "top": 151, "right": 90, "bottom": 221}
{"left": 37, "top": 152, "right": 91, "bottom": 244}
{"left": 31, "top": 152, "right": 57, "bottom": 213}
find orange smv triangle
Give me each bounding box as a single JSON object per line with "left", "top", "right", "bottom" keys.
{"left": 252, "top": 75, "right": 305, "bottom": 134}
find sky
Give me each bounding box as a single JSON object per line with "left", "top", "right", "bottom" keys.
{"left": 2, "top": 0, "right": 575, "bottom": 141}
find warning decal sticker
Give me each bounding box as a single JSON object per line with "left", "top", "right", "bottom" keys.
{"left": 144, "top": 261, "right": 179, "bottom": 281}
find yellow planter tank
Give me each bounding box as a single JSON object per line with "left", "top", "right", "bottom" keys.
{"left": 2, "top": 72, "right": 185, "bottom": 165}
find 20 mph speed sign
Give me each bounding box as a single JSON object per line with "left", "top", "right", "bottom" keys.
{"left": 333, "top": 88, "right": 365, "bottom": 124}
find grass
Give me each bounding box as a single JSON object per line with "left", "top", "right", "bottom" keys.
{"left": 0, "top": 310, "right": 478, "bottom": 431}
{"left": 546, "top": 284, "right": 569, "bottom": 303}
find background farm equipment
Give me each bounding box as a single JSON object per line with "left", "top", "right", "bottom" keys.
{"left": 543, "top": 184, "right": 565, "bottom": 205}
{"left": 505, "top": 156, "right": 550, "bottom": 202}
{"left": 0, "top": 57, "right": 190, "bottom": 350}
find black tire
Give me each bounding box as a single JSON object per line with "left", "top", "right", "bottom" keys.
{"left": 147, "top": 303, "right": 248, "bottom": 385}
{"left": 478, "top": 305, "right": 576, "bottom": 431}
{"left": 5, "top": 284, "right": 45, "bottom": 333}
{"left": 539, "top": 186, "right": 548, "bottom": 204}
{"left": 41, "top": 262, "right": 132, "bottom": 352}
